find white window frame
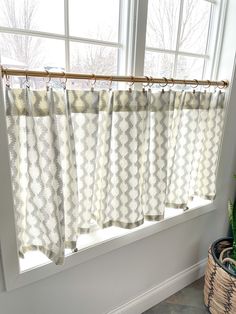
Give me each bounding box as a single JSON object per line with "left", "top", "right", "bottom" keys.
{"left": 0, "top": 0, "right": 127, "bottom": 75}
{"left": 0, "top": 0, "right": 228, "bottom": 291}
{"left": 142, "top": 0, "right": 224, "bottom": 81}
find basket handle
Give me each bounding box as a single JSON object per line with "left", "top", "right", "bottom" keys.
{"left": 222, "top": 257, "right": 236, "bottom": 267}
{"left": 219, "top": 247, "right": 233, "bottom": 263}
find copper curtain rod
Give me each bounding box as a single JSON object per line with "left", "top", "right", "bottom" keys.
{"left": 0, "top": 66, "right": 229, "bottom": 88}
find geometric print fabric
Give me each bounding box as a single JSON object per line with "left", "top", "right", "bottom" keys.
{"left": 5, "top": 87, "right": 225, "bottom": 264}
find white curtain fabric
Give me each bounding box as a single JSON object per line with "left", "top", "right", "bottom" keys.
{"left": 5, "top": 87, "right": 225, "bottom": 264}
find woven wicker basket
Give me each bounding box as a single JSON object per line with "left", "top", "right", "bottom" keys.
{"left": 204, "top": 238, "right": 236, "bottom": 314}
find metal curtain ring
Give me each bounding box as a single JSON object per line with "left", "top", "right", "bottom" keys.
{"left": 61, "top": 71, "right": 67, "bottom": 89}
{"left": 191, "top": 79, "right": 199, "bottom": 89}
{"left": 5, "top": 68, "right": 10, "bottom": 87}
{"left": 90, "top": 74, "right": 96, "bottom": 91}
{"left": 25, "top": 70, "right": 30, "bottom": 88}
{"left": 204, "top": 80, "right": 211, "bottom": 89}
{"left": 168, "top": 78, "right": 174, "bottom": 88}
{"left": 217, "top": 80, "right": 226, "bottom": 89}
{"left": 182, "top": 79, "right": 187, "bottom": 90}
{"left": 45, "top": 70, "right": 51, "bottom": 84}
{"left": 128, "top": 76, "right": 135, "bottom": 92}
{"left": 45, "top": 70, "right": 52, "bottom": 90}
{"left": 128, "top": 76, "right": 135, "bottom": 88}
{"left": 149, "top": 76, "right": 154, "bottom": 87}
{"left": 91, "top": 74, "right": 96, "bottom": 84}
{"left": 109, "top": 76, "right": 113, "bottom": 90}
{"left": 159, "top": 77, "right": 168, "bottom": 88}
{"left": 63, "top": 71, "right": 67, "bottom": 84}
{"left": 142, "top": 76, "right": 149, "bottom": 87}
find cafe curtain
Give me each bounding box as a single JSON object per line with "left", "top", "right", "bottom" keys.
{"left": 5, "top": 87, "right": 225, "bottom": 264}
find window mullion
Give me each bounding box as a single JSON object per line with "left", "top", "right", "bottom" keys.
{"left": 117, "top": 0, "right": 129, "bottom": 75}
{"left": 173, "top": 0, "right": 184, "bottom": 77}
{"left": 209, "top": 0, "right": 228, "bottom": 80}
{"left": 64, "top": 0, "right": 70, "bottom": 71}
{"left": 128, "top": 0, "right": 148, "bottom": 76}
{"left": 125, "top": 0, "right": 137, "bottom": 75}
{"left": 202, "top": 3, "right": 213, "bottom": 80}
{"left": 146, "top": 46, "right": 208, "bottom": 59}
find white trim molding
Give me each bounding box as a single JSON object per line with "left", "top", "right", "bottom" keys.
{"left": 1, "top": 196, "right": 215, "bottom": 291}
{"left": 108, "top": 258, "right": 207, "bottom": 314}
{"left": 0, "top": 0, "right": 227, "bottom": 293}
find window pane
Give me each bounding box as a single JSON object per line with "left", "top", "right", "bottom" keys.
{"left": 144, "top": 51, "right": 174, "bottom": 77}
{"left": 0, "top": 0, "right": 64, "bottom": 34}
{"left": 146, "top": 0, "right": 180, "bottom": 49}
{"left": 176, "top": 56, "right": 204, "bottom": 79}
{"left": 70, "top": 42, "right": 118, "bottom": 88}
{"left": 179, "top": 0, "right": 211, "bottom": 54}
{"left": 70, "top": 42, "right": 118, "bottom": 74}
{"left": 69, "top": 0, "right": 120, "bottom": 42}
{"left": 0, "top": 33, "right": 65, "bottom": 69}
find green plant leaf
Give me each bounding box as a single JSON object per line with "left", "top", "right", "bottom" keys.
{"left": 229, "top": 174, "right": 236, "bottom": 259}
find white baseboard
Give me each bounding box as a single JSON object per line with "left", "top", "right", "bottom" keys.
{"left": 108, "top": 258, "right": 207, "bottom": 314}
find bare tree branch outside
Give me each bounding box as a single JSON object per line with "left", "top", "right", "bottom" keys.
{"left": 145, "top": 0, "right": 211, "bottom": 79}
{"left": 0, "top": 0, "right": 44, "bottom": 68}
{"left": 0, "top": 0, "right": 212, "bottom": 84}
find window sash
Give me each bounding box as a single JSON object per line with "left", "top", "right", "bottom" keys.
{"left": 0, "top": 0, "right": 228, "bottom": 291}
{"left": 0, "top": 0, "right": 220, "bottom": 79}
{"left": 143, "top": 0, "right": 216, "bottom": 80}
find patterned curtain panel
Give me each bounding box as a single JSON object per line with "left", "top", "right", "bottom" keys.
{"left": 5, "top": 87, "right": 225, "bottom": 264}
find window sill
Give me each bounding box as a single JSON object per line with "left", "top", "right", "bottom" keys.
{"left": 6, "top": 200, "right": 215, "bottom": 291}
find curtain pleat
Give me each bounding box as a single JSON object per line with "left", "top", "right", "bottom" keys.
{"left": 5, "top": 87, "right": 225, "bottom": 264}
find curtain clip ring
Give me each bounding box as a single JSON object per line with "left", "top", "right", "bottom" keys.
{"left": 191, "top": 79, "right": 199, "bottom": 94}
{"left": 109, "top": 76, "right": 113, "bottom": 91}
{"left": 90, "top": 74, "right": 96, "bottom": 92}
{"left": 204, "top": 80, "right": 211, "bottom": 92}
{"left": 128, "top": 76, "right": 135, "bottom": 92}
{"left": 168, "top": 78, "right": 174, "bottom": 89}
{"left": 25, "top": 70, "right": 30, "bottom": 89}
{"left": 45, "top": 70, "right": 51, "bottom": 91}
{"left": 182, "top": 79, "right": 187, "bottom": 92}
{"left": 148, "top": 76, "right": 154, "bottom": 91}
{"left": 217, "top": 80, "right": 226, "bottom": 90}
{"left": 5, "top": 68, "right": 10, "bottom": 88}
{"left": 61, "top": 72, "right": 67, "bottom": 90}
{"left": 142, "top": 76, "right": 149, "bottom": 92}
{"left": 159, "top": 77, "right": 168, "bottom": 93}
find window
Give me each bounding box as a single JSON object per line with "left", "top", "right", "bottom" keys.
{"left": 0, "top": 0, "right": 220, "bottom": 81}
{"left": 0, "top": 0, "right": 227, "bottom": 290}
{"left": 0, "top": 0, "right": 123, "bottom": 89}
{"left": 144, "top": 0, "right": 213, "bottom": 79}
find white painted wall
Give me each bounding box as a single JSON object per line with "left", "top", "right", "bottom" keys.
{"left": 0, "top": 213, "right": 221, "bottom": 314}
{"left": 0, "top": 1, "right": 236, "bottom": 313}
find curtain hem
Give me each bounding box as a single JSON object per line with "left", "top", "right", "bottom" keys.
{"left": 19, "top": 240, "right": 82, "bottom": 264}
{"left": 194, "top": 194, "right": 215, "bottom": 201}
{"left": 165, "top": 202, "right": 188, "bottom": 209}
{"left": 144, "top": 214, "right": 164, "bottom": 221}
{"left": 101, "top": 218, "right": 144, "bottom": 229}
